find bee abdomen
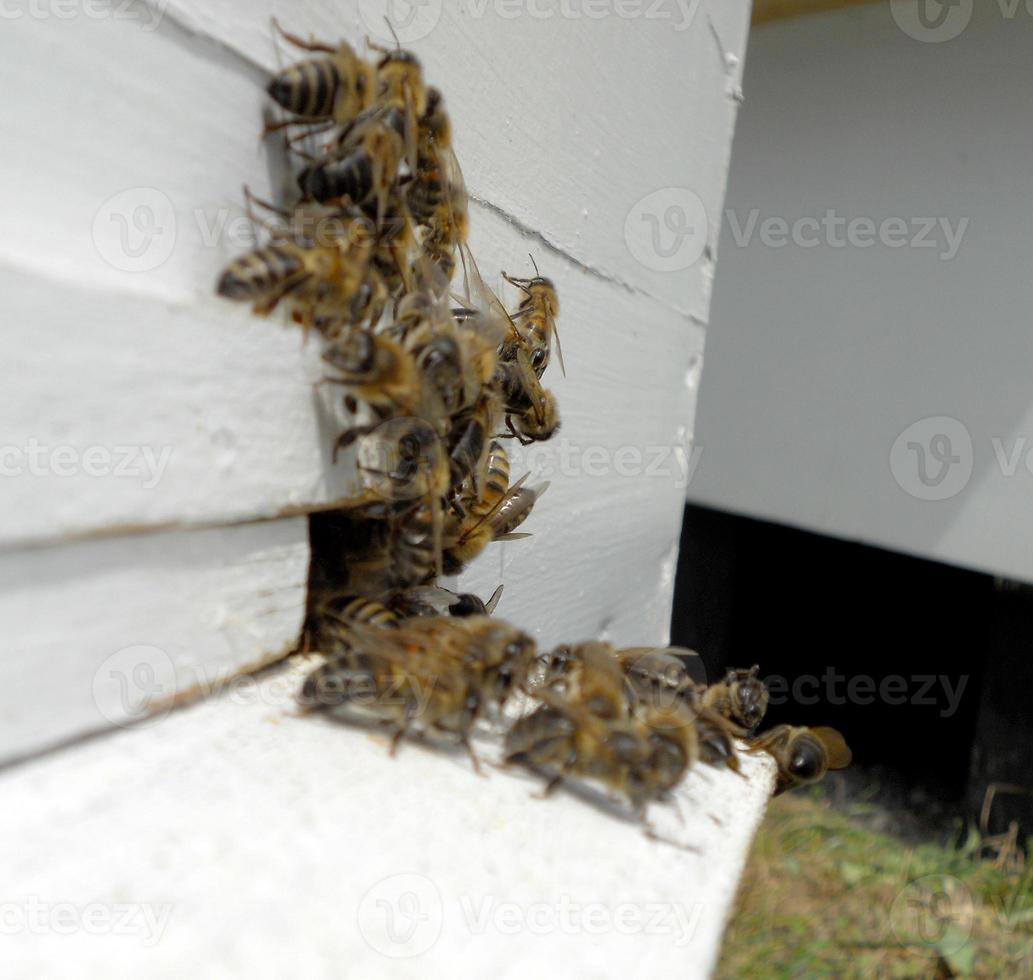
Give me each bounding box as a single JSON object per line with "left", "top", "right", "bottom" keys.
{"left": 392, "top": 505, "right": 437, "bottom": 588}
{"left": 300, "top": 149, "right": 373, "bottom": 205}
{"left": 217, "top": 246, "right": 303, "bottom": 300}
{"left": 490, "top": 489, "right": 536, "bottom": 537}
{"left": 481, "top": 442, "right": 510, "bottom": 510}
{"left": 336, "top": 596, "right": 398, "bottom": 630}
{"left": 406, "top": 168, "right": 445, "bottom": 225}
{"left": 268, "top": 58, "right": 341, "bottom": 119}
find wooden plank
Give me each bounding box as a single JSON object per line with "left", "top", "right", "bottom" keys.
{"left": 0, "top": 519, "right": 308, "bottom": 764}
{"left": 0, "top": 7, "right": 733, "bottom": 550}
{"left": 0, "top": 654, "right": 775, "bottom": 978}
{"left": 151, "top": 0, "right": 753, "bottom": 317}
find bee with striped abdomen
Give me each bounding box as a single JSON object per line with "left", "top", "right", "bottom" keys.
{"left": 215, "top": 198, "right": 378, "bottom": 337}
{"left": 502, "top": 257, "right": 563, "bottom": 377}
{"left": 266, "top": 20, "right": 375, "bottom": 141}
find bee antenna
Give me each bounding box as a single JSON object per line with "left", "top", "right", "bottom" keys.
{"left": 384, "top": 17, "right": 401, "bottom": 50}
{"left": 529, "top": 253, "right": 540, "bottom": 277}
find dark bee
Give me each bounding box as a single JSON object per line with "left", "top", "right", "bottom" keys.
{"left": 748, "top": 725, "right": 852, "bottom": 795}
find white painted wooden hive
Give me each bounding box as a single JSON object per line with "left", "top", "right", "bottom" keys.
{"left": 0, "top": 2, "right": 767, "bottom": 976}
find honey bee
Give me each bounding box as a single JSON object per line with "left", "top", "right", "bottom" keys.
{"left": 368, "top": 35, "right": 429, "bottom": 172}
{"left": 407, "top": 88, "right": 469, "bottom": 278}
{"left": 319, "top": 594, "right": 399, "bottom": 632}
{"left": 444, "top": 395, "right": 500, "bottom": 496}
{"left": 502, "top": 257, "right": 564, "bottom": 377}
{"left": 504, "top": 689, "right": 658, "bottom": 816}
{"left": 320, "top": 331, "right": 422, "bottom": 454}
{"left": 401, "top": 614, "right": 537, "bottom": 714}
{"left": 300, "top": 619, "right": 484, "bottom": 769}
{"left": 616, "top": 646, "right": 705, "bottom": 713}
{"left": 390, "top": 499, "right": 442, "bottom": 587}
{"left": 298, "top": 102, "right": 408, "bottom": 224}
{"left": 216, "top": 199, "right": 377, "bottom": 337}
{"left": 388, "top": 584, "right": 504, "bottom": 620}
{"left": 266, "top": 20, "right": 375, "bottom": 137}
{"left": 701, "top": 665, "right": 769, "bottom": 735}
{"left": 535, "top": 641, "right": 629, "bottom": 720}
{"left": 637, "top": 702, "right": 701, "bottom": 796}
{"left": 495, "top": 346, "right": 561, "bottom": 444}
{"left": 747, "top": 725, "right": 852, "bottom": 795}
{"left": 442, "top": 472, "right": 547, "bottom": 576}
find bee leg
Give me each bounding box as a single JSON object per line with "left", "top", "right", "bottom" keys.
{"left": 388, "top": 725, "right": 408, "bottom": 757}
{"left": 332, "top": 426, "right": 374, "bottom": 464}
{"left": 534, "top": 774, "right": 565, "bottom": 800}
{"left": 461, "top": 737, "right": 483, "bottom": 776}
{"left": 271, "top": 17, "right": 336, "bottom": 54}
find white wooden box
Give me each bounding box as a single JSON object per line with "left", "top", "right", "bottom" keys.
{"left": 0, "top": 2, "right": 762, "bottom": 976}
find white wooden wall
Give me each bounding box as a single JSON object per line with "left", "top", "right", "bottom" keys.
{"left": 688, "top": 2, "right": 1033, "bottom": 584}
{"left": 2, "top": 0, "right": 752, "bottom": 762}
{"left": 1, "top": 2, "right": 759, "bottom": 975}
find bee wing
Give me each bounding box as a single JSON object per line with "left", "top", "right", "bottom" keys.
{"left": 811, "top": 727, "right": 852, "bottom": 770}
{"left": 455, "top": 242, "right": 516, "bottom": 348}
{"left": 551, "top": 310, "right": 566, "bottom": 377}
{"left": 484, "top": 584, "right": 504, "bottom": 615}
{"left": 392, "top": 585, "right": 456, "bottom": 615}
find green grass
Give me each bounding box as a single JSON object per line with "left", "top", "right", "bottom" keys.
{"left": 718, "top": 792, "right": 1033, "bottom": 979}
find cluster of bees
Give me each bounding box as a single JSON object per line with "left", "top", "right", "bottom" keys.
{"left": 215, "top": 21, "right": 851, "bottom": 831}
{"left": 300, "top": 618, "right": 852, "bottom": 827}
{"left": 217, "top": 21, "right": 558, "bottom": 596}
